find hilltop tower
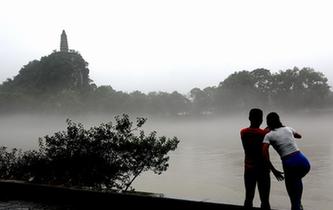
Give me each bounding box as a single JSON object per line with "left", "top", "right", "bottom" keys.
{"left": 60, "top": 30, "right": 68, "bottom": 52}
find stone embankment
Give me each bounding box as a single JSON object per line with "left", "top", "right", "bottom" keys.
{"left": 0, "top": 180, "right": 267, "bottom": 210}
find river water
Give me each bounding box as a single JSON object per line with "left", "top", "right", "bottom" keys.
{"left": 0, "top": 113, "right": 332, "bottom": 210}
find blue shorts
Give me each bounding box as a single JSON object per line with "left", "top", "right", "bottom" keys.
{"left": 282, "top": 151, "right": 310, "bottom": 178}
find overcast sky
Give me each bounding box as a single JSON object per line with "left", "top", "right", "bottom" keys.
{"left": 1, "top": 0, "right": 332, "bottom": 93}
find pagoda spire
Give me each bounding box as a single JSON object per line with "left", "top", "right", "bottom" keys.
{"left": 60, "top": 30, "right": 69, "bottom": 52}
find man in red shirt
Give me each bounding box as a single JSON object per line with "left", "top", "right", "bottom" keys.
{"left": 240, "top": 108, "right": 271, "bottom": 209}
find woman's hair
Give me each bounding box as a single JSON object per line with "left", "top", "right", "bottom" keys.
{"left": 266, "top": 112, "right": 284, "bottom": 130}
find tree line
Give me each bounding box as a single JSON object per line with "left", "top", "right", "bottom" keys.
{"left": 0, "top": 51, "right": 332, "bottom": 115}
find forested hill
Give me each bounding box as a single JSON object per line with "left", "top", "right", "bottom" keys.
{"left": 0, "top": 51, "right": 94, "bottom": 113}
{"left": 0, "top": 52, "right": 332, "bottom": 115}
{"left": 1, "top": 51, "right": 92, "bottom": 95}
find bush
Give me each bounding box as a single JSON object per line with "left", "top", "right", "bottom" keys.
{"left": 0, "top": 114, "right": 179, "bottom": 192}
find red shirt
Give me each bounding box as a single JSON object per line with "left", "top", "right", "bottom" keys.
{"left": 240, "top": 127, "right": 269, "bottom": 170}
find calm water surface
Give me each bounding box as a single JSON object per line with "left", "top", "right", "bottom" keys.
{"left": 0, "top": 113, "right": 332, "bottom": 210}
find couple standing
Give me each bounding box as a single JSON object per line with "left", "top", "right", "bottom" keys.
{"left": 240, "top": 108, "right": 311, "bottom": 210}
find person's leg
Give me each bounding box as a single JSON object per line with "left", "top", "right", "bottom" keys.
{"left": 292, "top": 153, "right": 310, "bottom": 210}
{"left": 284, "top": 173, "right": 302, "bottom": 210}
{"left": 258, "top": 171, "right": 271, "bottom": 209}
{"left": 283, "top": 153, "right": 310, "bottom": 210}
{"left": 244, "top": 169, "right": 256, "bottom": 208}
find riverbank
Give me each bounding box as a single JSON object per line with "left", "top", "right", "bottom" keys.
{"left": 0, "top": 180, "right": 266, "bottom": 210}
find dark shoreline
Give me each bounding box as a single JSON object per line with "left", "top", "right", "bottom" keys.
{"left": 0, "top": 180, "right": 267, "bottom": 210}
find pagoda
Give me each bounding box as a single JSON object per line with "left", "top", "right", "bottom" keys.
{"left": 60, "top": 30, "right": 69, "bottom": 52}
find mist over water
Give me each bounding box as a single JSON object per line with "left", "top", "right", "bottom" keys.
{"left": 0, "top": 112, "right": 332, "bottom": 210}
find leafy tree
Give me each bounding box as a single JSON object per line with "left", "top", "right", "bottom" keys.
{"left": 0, "top": 114, "right": 179, "bottom": 192}
{"left": 270, "top": 67, "right": 330, "bottom": 109}
{"left": 167, "top": 91, "right": 191, "bottom": 115}
{"left": 147, "top": 92, "right": 173, "bottom": 115}
{"left": 190, "top": 88, "right": 213, "bottom": 114}
{"left": 127, "top": 91, "right": 150, "bottom": 114}
{"left": 297, "top": 67, "right": 330, "bottom": 107}
{"left": 269, "top": 68, "right": 298, "bottom": 108}
{"left": 85, "top": 85, "right": 119, "bottom": 112}
{"left": 149, "top": 91, "right": 190, "bottom": 116}
{"left": 250, "top": 68, "right": 272, "bottom": 106}
{"left": 216, "top": 71, "right": 261, "bottom": 111}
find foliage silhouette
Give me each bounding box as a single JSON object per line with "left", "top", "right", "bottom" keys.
{"left": 0, "top": 114, "right": 179, "bottom": 192}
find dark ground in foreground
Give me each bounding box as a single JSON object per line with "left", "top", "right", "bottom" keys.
{"left": 0, "top": 180, "right": 266, "bottom": 210}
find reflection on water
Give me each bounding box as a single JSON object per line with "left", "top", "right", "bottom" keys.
{"left": 0, "top": 113, "right": 332, "bottom": 210}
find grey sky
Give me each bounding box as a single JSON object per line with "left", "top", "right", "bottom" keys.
{"left": 1, "top": 0, "right": 332, "bottom": 93}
